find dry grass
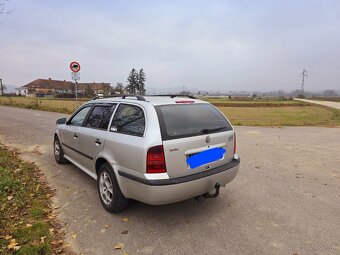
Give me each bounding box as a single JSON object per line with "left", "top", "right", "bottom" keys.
{"left": 1, "top": 96, "right": 339, "bottom": 127}
{"left": 0, "top": 97, "right": 82, "bottom": 114}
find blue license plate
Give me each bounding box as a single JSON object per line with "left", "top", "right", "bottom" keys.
{"left": 186, "top": 147, "right": 226, "bottom": 169}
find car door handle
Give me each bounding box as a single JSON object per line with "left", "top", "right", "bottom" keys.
{"left": 74, "top": 133, "right": 78, "bottom": 139}
{"left": 95, "top": 139, "right": 101, "bottom": 145}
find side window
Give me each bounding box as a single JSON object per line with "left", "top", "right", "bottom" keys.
{"left": 110, "top": 104, "right": 145, "bottom": 137}
{"left": 85, "top": 104, "right": 116, "bottom": 130}
{"left": 69, "top": 106, "right": 91, "bottom": 126}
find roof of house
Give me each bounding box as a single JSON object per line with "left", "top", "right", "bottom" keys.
{"left": 78, "top": 82, "right": 111, "bottom": 90}
{"left": 22, "top": 79, "right": 111, "bottom": 90}
{"left": 22, "top": 79, "right": 74, "bottom": 90}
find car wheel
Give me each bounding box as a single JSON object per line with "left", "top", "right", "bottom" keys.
{"left": 97, "top": 163, "right": 129, "bottom": 213}
{"left": 54, "top": 136, "right": 68, "bottom": 164}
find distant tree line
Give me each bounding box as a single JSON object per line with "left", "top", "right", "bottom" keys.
{"left": 250, "top": 89, "right": 339, "bottom": 98}
{"left": 192, "top": 89, "right": 339, "bottom": 98}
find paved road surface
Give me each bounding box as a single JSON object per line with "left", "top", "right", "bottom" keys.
{"left": 294, "top": 98, "right": 340, "bottom": 110}
{"left": 0, "top": 106, "right": 339, "bottom": 255}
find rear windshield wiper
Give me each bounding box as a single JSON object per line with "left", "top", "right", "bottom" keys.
{"left": 201, "top": 126, "right": 228, "bottom": 134}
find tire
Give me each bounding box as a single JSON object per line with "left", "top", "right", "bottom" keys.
{"left": 97, "top": 163, "right": 129, "bottom": 213}
{"left": 54, "top": 136, "right": 68, "bottom": 164}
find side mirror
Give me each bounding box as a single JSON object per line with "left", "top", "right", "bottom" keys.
{"left": 56, "top": 118, "right": 67, "bottom": 125}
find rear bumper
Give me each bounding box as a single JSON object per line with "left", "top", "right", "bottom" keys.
{"left": 117, "top": 157, "right": 240, "bottom": 205}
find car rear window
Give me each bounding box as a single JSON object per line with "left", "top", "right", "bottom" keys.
{"left": 156, "top": 103, "right": 232, "bottom": 140}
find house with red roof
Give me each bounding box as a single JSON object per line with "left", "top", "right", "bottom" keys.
{"left": 16, "top": 78, "right": 112, "bottom": 97}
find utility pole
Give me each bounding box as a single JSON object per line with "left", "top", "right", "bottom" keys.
{"left": 0, "top": 79, "right": 3, "bottom": 95}
{"left": 301, "top": 69, "right": 308, "bottom": 96}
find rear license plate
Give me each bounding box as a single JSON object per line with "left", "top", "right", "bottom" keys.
{"left": 186, "top": 147, "right": 226, "bottom": 169}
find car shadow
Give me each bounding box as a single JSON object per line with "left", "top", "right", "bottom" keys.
{"left": 116, "top": 189, "right": 238, "bottom": 226}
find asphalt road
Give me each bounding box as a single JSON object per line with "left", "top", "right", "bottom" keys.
{"left": 294, "top": 98, "right": 340, "bottom": 110}
{"left": 0, "top": 106, "right": 339, "bottom": 255}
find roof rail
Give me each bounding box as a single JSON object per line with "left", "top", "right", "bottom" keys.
{"left": 148, "top": 94, "right": 196, "bottom": 99}
{"left": 92, "top": 94, "right": 146, "bottom": 101}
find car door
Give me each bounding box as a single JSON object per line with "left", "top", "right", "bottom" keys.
{"left": 59, "top": 105, "right": 92, "bottom": 162}
{"left": 77, "top": 103, "right": 117, "bottom": 172}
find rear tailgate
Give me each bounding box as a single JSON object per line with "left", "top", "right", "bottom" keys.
{"left": 163, "top": 130, "right": 235, "bottom": 178}
{"left": 155, "top": 103, "right": 235, "bottom": 179}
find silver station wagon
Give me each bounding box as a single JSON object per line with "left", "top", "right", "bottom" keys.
{"left": 54, "top": 95, "right": 240, "bottom": 212}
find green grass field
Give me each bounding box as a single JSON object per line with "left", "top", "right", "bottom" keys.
{"left": 1, "top": 96, "right": 339, "bottom": 127}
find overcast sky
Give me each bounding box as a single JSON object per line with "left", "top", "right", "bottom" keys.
{"left": 1, "top": 0, "right": 340, "bottom": 92}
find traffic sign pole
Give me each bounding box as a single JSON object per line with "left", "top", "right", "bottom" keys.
{"left": 75, "top": 79, "right": 78, "bottom": 104}
{"left": 71, "top": 72, "right": 80, "bottom": 105}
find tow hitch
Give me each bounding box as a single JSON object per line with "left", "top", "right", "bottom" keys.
{"left": 195, "top": 183, "right": 220, "bottom": 201}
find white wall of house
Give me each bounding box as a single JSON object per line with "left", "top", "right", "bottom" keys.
{"left": 15, "top": 88, "right": 28, "bottom": 96}
{"left": 56, "top": 89, "right": 73, "bottom": 94}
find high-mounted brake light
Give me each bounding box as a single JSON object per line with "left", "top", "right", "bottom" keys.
{"left": 233, "top": 133, "right": 237, "bottom": 155}
{"left": 175, "top": 100, "right": 194, "bottom": 103}
{"left": 146, "top": 145, "right": 167, "bottom": 173}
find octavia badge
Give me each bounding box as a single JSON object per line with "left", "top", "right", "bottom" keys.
{"left": 205, "top": 136, "right": 211, "bottom": 143}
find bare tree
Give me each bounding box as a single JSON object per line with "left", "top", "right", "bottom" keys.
{"left": 84, "top": 85, "right": 94, "bottom": 97}
{"left": 114, "top": 83, "right": 125, "bottom": 94}
{"left": 103, "top": 84, "right": 113, "bottom": 95}
{"left": 0, "top": 0, "right": 14, "bottom": 19}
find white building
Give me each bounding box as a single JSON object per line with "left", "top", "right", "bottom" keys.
{"left": 15, "top": 87, "right": 29, "bottom": 96}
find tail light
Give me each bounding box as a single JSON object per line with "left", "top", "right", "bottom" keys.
{"left": 146, "top": 145, "right": 167, "bottom": 173}
{"left": 233, "top": 133, "right": 237, "bottom": 155}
